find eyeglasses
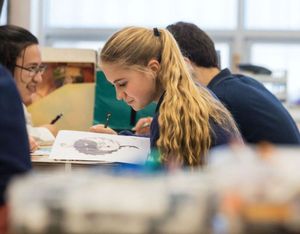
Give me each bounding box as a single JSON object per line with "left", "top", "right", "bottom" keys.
{"left": 15, "top": 64, "right": 47, "bottom": 78}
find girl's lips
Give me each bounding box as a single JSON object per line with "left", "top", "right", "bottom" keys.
{"left": 126, "top": 99, "right": 134, "bottom": 105}
{"left": 27, "top": 84, "right": 37, "bottom": 93}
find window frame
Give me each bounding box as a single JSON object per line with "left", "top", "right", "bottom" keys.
{"left": 11, "top": 0, "right": 300, "bottom": 100}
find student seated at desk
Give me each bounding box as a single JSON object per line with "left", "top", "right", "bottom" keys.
{"left": 0, "top": 25, "right": 57, "bottom": 150}
{"left": 0, "top": 65, "right": 31, "bottom": 231}
{"left": 91, "top": 26, "right": 241, "bottom": 168}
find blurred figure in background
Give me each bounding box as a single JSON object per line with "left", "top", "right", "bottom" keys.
{"left": 0, "top": 65, "right": 31, "bottom": 231}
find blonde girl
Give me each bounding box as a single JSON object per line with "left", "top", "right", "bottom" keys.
{"left": 92, "top": 26, "right": 241, "bottom": 167}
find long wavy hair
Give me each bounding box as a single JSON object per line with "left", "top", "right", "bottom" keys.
{"left": 100, "top": 26, "right": 240, "bottom": 167}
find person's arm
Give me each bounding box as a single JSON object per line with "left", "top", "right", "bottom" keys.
{"left": 26, "top": 125, "right": 55, "bottom": 143}
{"left": 28, "top": 136, "right": 38, "bottom": 152}
{"left": 42, "top": 124, "right": 58, "bottom": 136}
{"left": 89, "top": 124, "right": 117, "bottom": 135}
{"left": 89, "top": 124, "right": 141, "bottom": 137}
{"left": 23, "top": 105, "right": 56, "bottom": 143}
{"left": 90, "top": 123, "right": 151, "bottom": 137}
{"left": 0, "top": 65, "right": 31, "bottom": 205}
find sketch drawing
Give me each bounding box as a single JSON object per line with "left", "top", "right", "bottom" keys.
{"left": 72, "top": 137, "right": 139, "bottom": 155}
{"left": 50, "top": 130, "right": 150, "bottom": 164}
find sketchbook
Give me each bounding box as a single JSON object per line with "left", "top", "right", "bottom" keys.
{"left": 49, "top": 130, "right": 151, "bottom": 164}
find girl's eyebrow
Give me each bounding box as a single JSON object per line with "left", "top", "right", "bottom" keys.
{"left": 25, "top": 62, "right": 39, "bottom": 67}
{"left": 113, "top": 78, "right": 125, "bottom": 84}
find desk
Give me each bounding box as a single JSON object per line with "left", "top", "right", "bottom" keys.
{"left": 31, "top": 155, "right": 116, "bottom": 171}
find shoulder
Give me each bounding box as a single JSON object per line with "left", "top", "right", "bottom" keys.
{"left": 210, "top": 73, "right": 270, "bottom": 108}
{"left": 209, "top": 120, "right": 233, "bottom": 148}
{"left": 0, "top": 66, "right": 24, "bottom": 116}
{"left": 0, "top": 65, "right": 29, "bottom": 141}
{"left": 0, "top": 66, "right": 31, "bottom": 205}
{"left": 0, "top": 66, "right": 17, "bottom": 93}
{"left": 211, "top": 72, "right": 260, "bottom": 91}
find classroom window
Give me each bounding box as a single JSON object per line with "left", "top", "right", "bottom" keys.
{"left": 215, "top": 42, "right": 231, "bottom": 69}
{"left": 50, "top": 40, "right": 105, "bottom": 51}
{"left": 38, "top": 0, "right": 300, "bottom": 102}
{"left": 250, "top": 43, "right": 300, "bottom": 102}
{"left": 50, "top": 40, "right": 231, "bottom": 69}
{"left": 0, "top": 0, "right": 7, "bottom": 25}
{"left": 46, "top": 0, "right": 237, "bottom": 30}
{"left": 245, "top": 0, "right": 300, "bottom": 30}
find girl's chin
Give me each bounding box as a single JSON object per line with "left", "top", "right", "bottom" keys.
{"left": 131, "top": 104, "right": 144, "bottom": 111}
{"left": 128, "top": 100, "right": 146, "bottom": 111}
{"left": 23, "top": 97, "right": 33, "bottom": 106}
{"left": 22, "top": 92, "right": 34, "bottom": 105}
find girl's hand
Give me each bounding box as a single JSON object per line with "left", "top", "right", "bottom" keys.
{"left": 132, "top": 117, "right": 152, "bottom": 135}
{"left": 43, "top": 124, "right": 58, "bottom": 136}
{"left": 29, "top": 136, "right": 39, "bottom": 152}
{"left": 89, "top": 124, "right": 117, "bottom": 135}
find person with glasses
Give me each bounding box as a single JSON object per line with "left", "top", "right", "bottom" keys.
{"left": 0, "top": 25, "right": 57, "bottom": 150}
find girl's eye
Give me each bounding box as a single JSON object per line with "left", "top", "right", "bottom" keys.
{"left": 117, "top": 82, "right": 127, "bottom": 87}
{"left": 27, "top": 67, "right": 36, "bottom": 72}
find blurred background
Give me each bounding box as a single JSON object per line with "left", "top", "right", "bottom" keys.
{"left": 2, "top": 0, "right": 300, "bottom": 103}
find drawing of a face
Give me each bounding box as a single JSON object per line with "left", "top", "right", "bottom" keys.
{"left": 73, "top": 137, "right": 120, "bottom": 155}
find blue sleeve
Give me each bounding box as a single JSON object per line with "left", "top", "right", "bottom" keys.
{"left": 118, "top": 130, "right": 150, "bottom": 140}
{"left": 118, "top": 130, "right": 135, "bottom": 136}
{"left": 0, "top": 66, "right": 32, "bottom": 205}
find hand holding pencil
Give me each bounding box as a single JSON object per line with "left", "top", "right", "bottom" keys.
{"left": 40, "top": 113, "right": 63, "bottom": 137}
{"left": 90, "top": 124, "right": 117, "bottom": 135}
{"left": 90, "top": 113, "right": 117, "bottom": 135}
{"left": 132, "top": 117, "right": 152, "bottom": 135}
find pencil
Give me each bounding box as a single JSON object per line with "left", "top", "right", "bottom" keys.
{"left": 141, "top": 122, "right": 151, "bottom": 128}
{"left": 50, "top": 113, "right": 63, "bottom": 125}
{"left": 104, "top": 113, "right": 111, "bottom": 128}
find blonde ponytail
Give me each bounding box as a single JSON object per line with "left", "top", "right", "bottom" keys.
{"left": 100, "top": 26, "right": 240, "bottom": 167}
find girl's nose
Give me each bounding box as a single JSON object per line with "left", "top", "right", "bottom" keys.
{"left": 32, "top": 72, "right": 43, "bottom": 83}
{"left": 116, "top": 88, "right": 126, "bottom": 101}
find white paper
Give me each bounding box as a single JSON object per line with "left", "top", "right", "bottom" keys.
{"left": 49, "top": 130, "right": 150, "bottom": 164}
{"left": 31, "top": 145, "right": 52, "bottom": 156}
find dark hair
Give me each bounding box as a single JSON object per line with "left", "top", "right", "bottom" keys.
{"left": 0, "top": 25, "right": 39, "bottom": 74}
{"left": 166, "top": 21, "right": 218, "bottom": 68}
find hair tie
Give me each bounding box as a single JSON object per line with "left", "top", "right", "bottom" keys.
{"left": 153, "top": 28, "right": 160, "bottom": 37}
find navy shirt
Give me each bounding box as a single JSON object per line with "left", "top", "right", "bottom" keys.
{"left": 207, "top": 68, "right": 300, "bottom": 144}
{"left": 0, "top": 65, "right": 31, "bottom": 205}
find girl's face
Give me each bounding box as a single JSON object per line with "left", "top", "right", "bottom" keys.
{"left": 14, "top": 44, "right": 44, "bottom": 105}
{"left": 101, "top": 61, "right": 161, "bottom": 111}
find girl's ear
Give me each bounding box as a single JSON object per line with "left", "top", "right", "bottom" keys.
{"left": 147, "top": 59, "right": 160, "bottom": 75}
{"left": 183, "top": 56, "right": 191, "bottom": 64}
{"left": 184, "top": 56, "right": 198, "bottom": 71}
